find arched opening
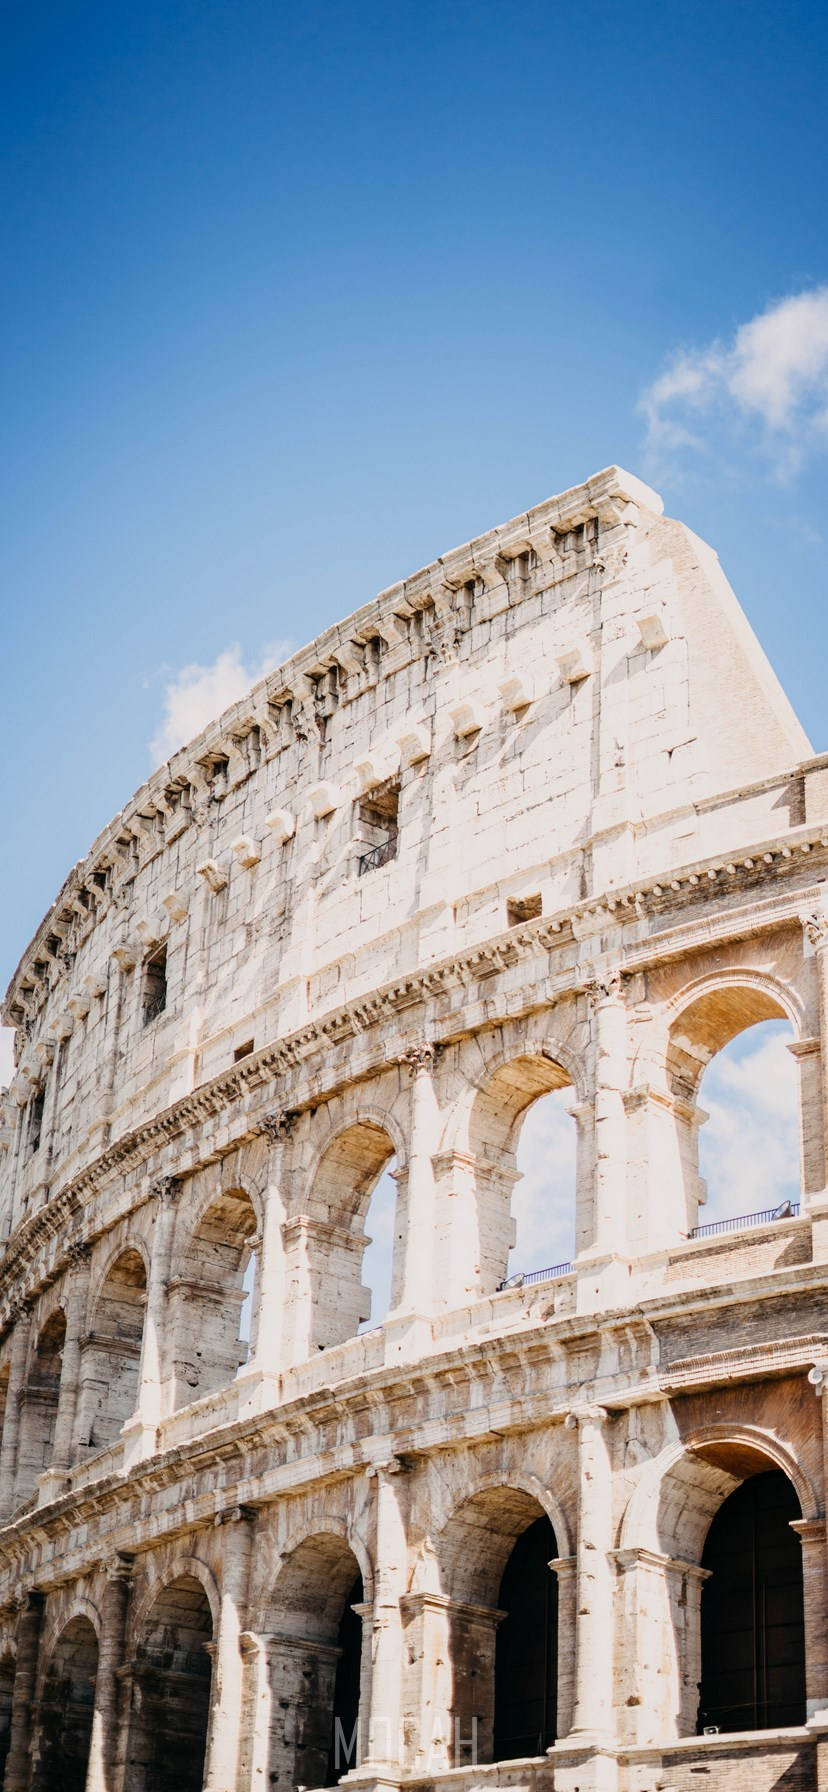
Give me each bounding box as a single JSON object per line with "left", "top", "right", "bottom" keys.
{"left": 624, "top": 1435, "right": 810, "bottom": 1740}
{"left": 168, "top": 1190, "right": 258, "bottom": 1409}
{"left": 433, "top": 1486, "right": 560, "bottom": 1765}
{"left": 465, "top": 1055, "right": 576, "bottom": 1297}
{"left": 77, "top": 1249, "right": 148, "bottom": 1452}
{"left": 15, "top": 1309, "right": 66, "bottom": 1505}
{"left": 665, "top": 984, "right": 800, "bottom": 1240}
{"left": 360, "top": 1159, "right": 398, "bottom": 1331}
{"left": 0, "top": 1653, "right": 15, "bottom": 1786}
{"left": 263, "top": 1534, "right": 364, "bottom": 1787}
{"left": 699, "top": 1469, "right": 805, "bottom": 1732}
{"left": 507, "top": 1089, "right": 576, "bottom": 1281}
{"left": 283, "top": 1123, "right": 396, "bottom": 1359}
{"left": 494, "top": 1515, "right": 558, "bottom": 1759}
{"left": 124, "top": 1576, "right": 213, "bottom": 1792}
{"left": 697, "top": 1019, "right": 800, "bottom": 1229}
{"left": 32, "top": 1615, "right": 98, "bottom": 1792}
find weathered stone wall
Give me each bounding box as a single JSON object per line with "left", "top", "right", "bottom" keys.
{"left": 0, "top": 467, "right": 826, "bottom": 1789}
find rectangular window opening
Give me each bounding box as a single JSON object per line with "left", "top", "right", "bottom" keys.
{"left": 142, "top": 945, "right": 168, "bottom": 1026}
{"left": 357, "top": 779, "right": 400, "bottom": 876}
{"left": 507, "top": 894, "right": 542, "bottom": 927}
{"left": 28, "top": 1088, "right": 45, "bottom": 1156}
{"left": 234, "top": 1040, "right": 254, "bottom": 1062}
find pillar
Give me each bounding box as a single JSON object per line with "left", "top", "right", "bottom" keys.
{"left": 805, "top": 916, "right": 828, "bottom": 1245}
{"left": 203, "top": 1506, "right": 255, "bottom": 1791}
{"left": 49, "top": 1245, "right": 91, "bottom": 1476}
{"left": 240, "top": 1114, "right": 294, "bottom": 1382}
{"left": 577, "top": 977, "right": 630, "bottom": 1311}
{"left": 4, "top": 1590, "right": 44, "bottom": 1792}
{"left": 393, "top": 1046, "right": 439, "bottom": 1319}
{"left": 122, "top": 1175, "right": 179, "bottom": 1465}
{"left": 0, "top": 1305, "right": 32, "bottom": 1520}
{"left": 364, "top": 1460, "right": 407, "bottom": 1773}
{"left": 549, "top": 1556, "right": 577, "bottom": 1740}
{"left": 564, "top": 1406, "right": 614, "bottom": 1741}
{"left": 85, "top": 1553, "right": 134, "bottom": 1792}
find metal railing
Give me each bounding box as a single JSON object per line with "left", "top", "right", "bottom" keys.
{"left": 689, "top": 1200, "right": 800, "bottom": 1240}
{"left": 497, "top": 1261, "right": 573, "bottom": 1291}
{"left": 357, "top": 835, "right": 398, "bottom": 876}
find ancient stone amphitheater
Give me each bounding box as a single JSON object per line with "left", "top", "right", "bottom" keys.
{"left": 1, "top": 465, "right": 828, "bottom": 1792}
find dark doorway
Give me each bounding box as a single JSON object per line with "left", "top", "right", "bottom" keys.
{"left": 32, "top": 1617, "right": 98, "bottom": 1792}
{"left": 327, "top": 1572, "right": 363, "bottom": 1782}
{"left": 494, "top": 1514, "right": 558, "bottom": 1759}
{"left": 124, "top": 1576, "right": 213, "bottom": 1792}
{"left": 0, "top": 1654, "right": 15, "bottom": 1786}
{"left": 699, "top": 1469, "right": 805, "bottom": 1732}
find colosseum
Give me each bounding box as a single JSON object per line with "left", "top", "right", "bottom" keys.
{"left": 1, "top": 464, "right": 827, "bottom": 1792}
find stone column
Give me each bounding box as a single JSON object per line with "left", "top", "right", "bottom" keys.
{"left": 393, "top": 1046, "right": 439, "bottom": 1321}
{"left": 85, "top": 1553, "right": 134, "bottom": 1792}
{"left": 805, "top": 916, "right": 828, "bottom": 1233}
{"left": 549, "top": 1556, "right": 577, "bottom": 1740}
{"left": 789, "top": 1519, "right": 828, "bottom": 1725}
{"left": 203, "top": 1506, "right": 255, "bottom": 1792}
{"left": 577, "top": 977, "right": 630, "bottom": 1312}
{"left": 241, "top": 1114, "right": 294, "bottom": 1382}
{"left": 364, "top": 1459, "right": 407, "bottom": 1773}
{"left": 0, "top": 1305, "right": 32, "bottom": 1520}
{"left": 48, "top": 1245, "right": 91, "bottom": 1477}
{"left": 123, "top": 1175, "right": 180, "bottom": 1466}
{"left": 564, "top": 1406, "right": 614, "bottom": 1742}
{"left": 4, "top": 1590, "right": 44, "bottom": 1792}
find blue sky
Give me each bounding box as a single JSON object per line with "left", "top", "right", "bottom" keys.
{"left": 2, "top": 0, "right": 828, "bottom": 1059}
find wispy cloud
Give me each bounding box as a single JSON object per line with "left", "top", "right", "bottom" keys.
{"left": 640, "top": 286, "right": 828, "bottom": 476}
{"left": 149, "top": 639, "right": 295, "bottom": 766}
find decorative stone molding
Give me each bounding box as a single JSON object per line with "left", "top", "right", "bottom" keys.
{"left": 498, "top": 669, "right": 536, "bottom": 712}
{"left": 150, "top": 1174, "right": 181, "bottom": 1203}
{"left": 448, "top": 696, "right": 486, "bottom": 739}
{"left": 804, "top": 912, "right": 828, "bottom": 951}
{"left": 556, "top": 639, "right": 592, "bottom": 683}
{"left": 111, "top": 941, "right": 139, "bottom": 972}
{"left": 635, "top": 607, "right": 669, "bottom": 651}
{"left": 197, "top": 859, "right": 229, "bottom": 894}
{"left": 306, "top": 781, "right": 340, "bottom": 819}
{"left": 82, "top": 974, "right": 107, "bottom": 1000}
{"left": 232, "top": 835, "right": 261, "bottom": 870}
{"left": 396, "top": 722, "right": 430, "bottom": 766}
{"left": 66, "top": 990, "right": 91, "bottom": 1021}
{"left": 265, "top": 808, "right": 296, "bottom": 843}
{"left": 255, "top": 1110, "right": 298, "bottom": 1144}
{"left": 161, "top": 890, "right": 189, "bottom": 924}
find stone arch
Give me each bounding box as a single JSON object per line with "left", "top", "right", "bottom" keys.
{"left": 260, "top": 1531, "right": 366, "bottom": 1789}
{"left": 77, "top": 1246, "right": 148, "bottom": 1453}
{"left": 618, "top": 1427, "right": 813, "bottom": 1740}
{"left": 31, "top": 1611, "right": 99, "bottom": 1792}
{"left": 283, "top": 1119, "right": 398, "bottom": 1358}
{"left": 629, "top": 968, "right": 806, "bottom": 1247}
{"left": 123, "top": 1570, "right": 215, "bottom": 1792}
{"left": 127, "top": 1554, "right": 220, "bottom": 1654}
{"left": 14, "top": 1307, "right": 66, "bottom": 1505}
{"left": 167, "top": 1184, "right": 259, "bottom": 1409}
{"left": 664, "top": 970, "right": 803, "bottom": 1104}
{"left": 415, "top": 1483, "right": 564, "bottom": 1768}
{"left": 438, "top": 1039, "right": 584, "bottom": 1301}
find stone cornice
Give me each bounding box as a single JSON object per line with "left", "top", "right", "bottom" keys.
{"left": 0, "top": 1283, "right": 820, "bottom": 1604}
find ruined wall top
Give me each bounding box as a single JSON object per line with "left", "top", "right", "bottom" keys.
{"left": 1, "top": 464, "right": 822, "bottom": 1215}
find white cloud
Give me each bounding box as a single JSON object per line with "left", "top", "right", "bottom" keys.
{"left": 699, "top": 1024, "right": 800, "bottom": 1222}
{"left": 0, "top": 1028, "right": 15, "bottom": 1090}
{"left": 510, "top": 1087, "right": 577, "bottom": 1274}
{"left": 149, "top": 639, "right": 294, "bottom": 766}
{"left": 640, "top": 286, "right": 828, "bottom": 474}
